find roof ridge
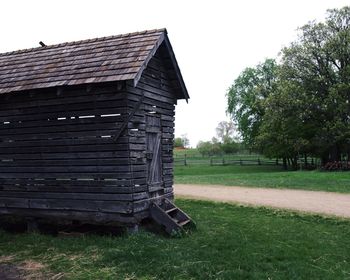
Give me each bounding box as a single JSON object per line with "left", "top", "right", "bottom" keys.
{"left": 0, "top": 28, "right": 167, "bottom": 57}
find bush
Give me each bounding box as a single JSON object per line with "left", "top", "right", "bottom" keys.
{"left": 174, "top": 137, "right": 184, "bottom": 148}
{"left": 221, "top": 141, "right": 239, "bottom": 154}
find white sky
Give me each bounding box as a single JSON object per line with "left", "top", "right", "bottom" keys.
{"left": 1, "top": 0, "right": 348, "bottom": 147}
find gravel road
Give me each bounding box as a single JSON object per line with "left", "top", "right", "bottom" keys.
{"left": 174, "top": 184, "right": 350, "bottom": 218}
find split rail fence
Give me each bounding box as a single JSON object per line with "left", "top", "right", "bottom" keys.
{"left": 174, "top": 155, "right": 280, "bottom": 166}
{"left": 174, "top": 154, "right": 321, "bottom": 168}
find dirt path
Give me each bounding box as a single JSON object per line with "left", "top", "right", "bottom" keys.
{"left": 174, "top": 184, "right": 350, "bottom": 218}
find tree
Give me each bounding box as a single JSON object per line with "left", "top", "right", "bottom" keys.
{"left": 174, "top": 134, "right": 190, "bottom": 148}
{"left": 210, "top": 138, "right": 222, "bottom": 155}
{"left": 221, "top": 140, "right": 239, "bottom": 154}
{"left": 197, "top": 141, "right": 212, "bottom": 157}
{"left": 196, "top": 139, "right": 222, "bottom": 157}
{"left": 216, "top": 121, "right": 236, "bottom": 144}
{"left": 226, "top": 59, "right": 278, "bottom": 150}
{"left": 256, "top": 80, "right": 312, "bottom": 169}
{"left": 174, "top": 137, "right": 184, "bottom": 148}
{"left": 280, "top": 6, "right": 350, "bottom": 164}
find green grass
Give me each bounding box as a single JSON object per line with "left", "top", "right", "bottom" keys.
{"left": 175, "top": 164, "right": 350, "bottom": 193}
{"left": 0, "top": 199, "right": 350, "bottom": 279}
{"left": 174, "top": 148, "right": 201, "bottom": 157}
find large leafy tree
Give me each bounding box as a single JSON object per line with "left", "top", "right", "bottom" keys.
{"left": 257, "top": 80, "right": 313, "bottom": 169}
{"left": 226, "top": 59, "right": 278, "bottom": 150}
{"left": 280, "top": 6, "right": 350, "bottom": 163}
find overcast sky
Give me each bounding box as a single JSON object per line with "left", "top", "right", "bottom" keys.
{"left": 1, "top": 0, "right": 348, "bottom": 147}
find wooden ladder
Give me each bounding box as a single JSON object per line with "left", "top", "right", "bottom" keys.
{"left": 150, "top": 198, "right": 195, "bottom": 235}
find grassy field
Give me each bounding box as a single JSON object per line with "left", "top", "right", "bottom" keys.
{"left": 0, "top": 199, "right": 350, "bottom": 279}
{"left": 175, "top": 164, "right": 350, "bottom": 193}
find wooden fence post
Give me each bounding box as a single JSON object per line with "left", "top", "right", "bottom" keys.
{"left": 184, "top": 154, "right": 187, "bottom": 166}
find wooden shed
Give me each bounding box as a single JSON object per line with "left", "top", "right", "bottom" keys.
{"left": 0, "top": 29, "right": 192, "bottom": 234}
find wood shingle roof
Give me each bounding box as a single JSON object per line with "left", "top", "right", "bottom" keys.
{"left": 0, "top": 28, "right": 188, "bottom": 99}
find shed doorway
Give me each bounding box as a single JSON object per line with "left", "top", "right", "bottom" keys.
{"left": 146, "top": 114, "right": 163, "bottom": 195}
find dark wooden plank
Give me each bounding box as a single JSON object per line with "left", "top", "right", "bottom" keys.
{"left": 0, "top": 178, "right": 133, "bottom": 187}
{"left": 0, "top": 208, "right": 144, "bottom": 224}
{"left": 0, "top": 101, "right": 128, "bottom": 122}
{"left": 0, "top": 90, "right": 127, "bottom": 112}
{"left": 0, "top": 129, "right": 129, "bottom": 142}
{"left": 0, "top": 197, "right": 133, "bottom": 214}
{"left": 0, "top": 158, "right": 144, "bottom": 167}
{"left": 0, "top": 185, "right": 147, "bottom": 194}
{"left": 0, "top": 191, "right": 148, "bottom": 201}
{"left": 0, "top": 151, "right": 130, "bottom": 160}
{"left": 0, "top": 114, "right": 126, "bottom": 131}
{"left": 0, "top": 143, "right": 139, "bottom": 154}
{"left": 126, "top": 84, "right": 175, "bottom": 105}
{"left": 0, "top": 121, "right": 127, "bottom": 136}
{"left": 0, "top": 170, "right": 146, "bottom": 179}
{"left": 0, "top": 136, "right": 144, "bottom": 149}
{"left": 0, "top": 165, "right": 146, "bottom": 173}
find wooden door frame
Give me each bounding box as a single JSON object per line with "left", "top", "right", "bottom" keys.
{"left": 145, "top": 113, "right": 164, "bottom": 193}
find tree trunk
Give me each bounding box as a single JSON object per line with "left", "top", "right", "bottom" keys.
{"left": 291, "top": 156, "right": 298, "bottom": 170}
{"left": 321, "top": 154, "right": 329, "bottom": 166}
{"left": 329, "top": 145, "right": 341, "bottom": 162}
{"left": 282, "top": 157, "right": 287, "bottom": 170}
{"left": 321, "top": 145, "right": 342, "bottom": 167}
{"left": 304, "top": 154, "right": 308, "bottom": 167}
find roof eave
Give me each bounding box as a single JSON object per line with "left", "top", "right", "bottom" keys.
{"left": 163, "top": 34, "right": 189, "bottom": 102}
{"left": 133, "top": 32, "right": 165, "bottom": 88}
{"left": 132, "top": 30, "right": 189, "bottom": 102}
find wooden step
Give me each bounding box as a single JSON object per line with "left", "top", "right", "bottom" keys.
{"left": 179, "top": 220, "right": 191, "bottom": 227}
{"left": 149, "top": 198, "right": 195, "bottom": 235}
{"left": 165, "top": 207, "right": 177, "bottom": 214}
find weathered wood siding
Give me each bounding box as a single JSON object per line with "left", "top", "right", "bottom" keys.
{"left": 0, "top": 43, "right": 179, "bottom": 225}
{"left": 127, "top": 44, "right": 178, "bottom": 216}
{"left": 0, "top": 83, "right": 148, "bottom": 224}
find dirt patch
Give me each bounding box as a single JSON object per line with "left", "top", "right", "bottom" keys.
{"left": 0, "top": 258, "right": 52, "bottom": 280}
{"left": 0, "top": 263, "right": 23, "bottom": 280}
{"left": 174, "top": 184, "right": 350, "bottom": 218}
